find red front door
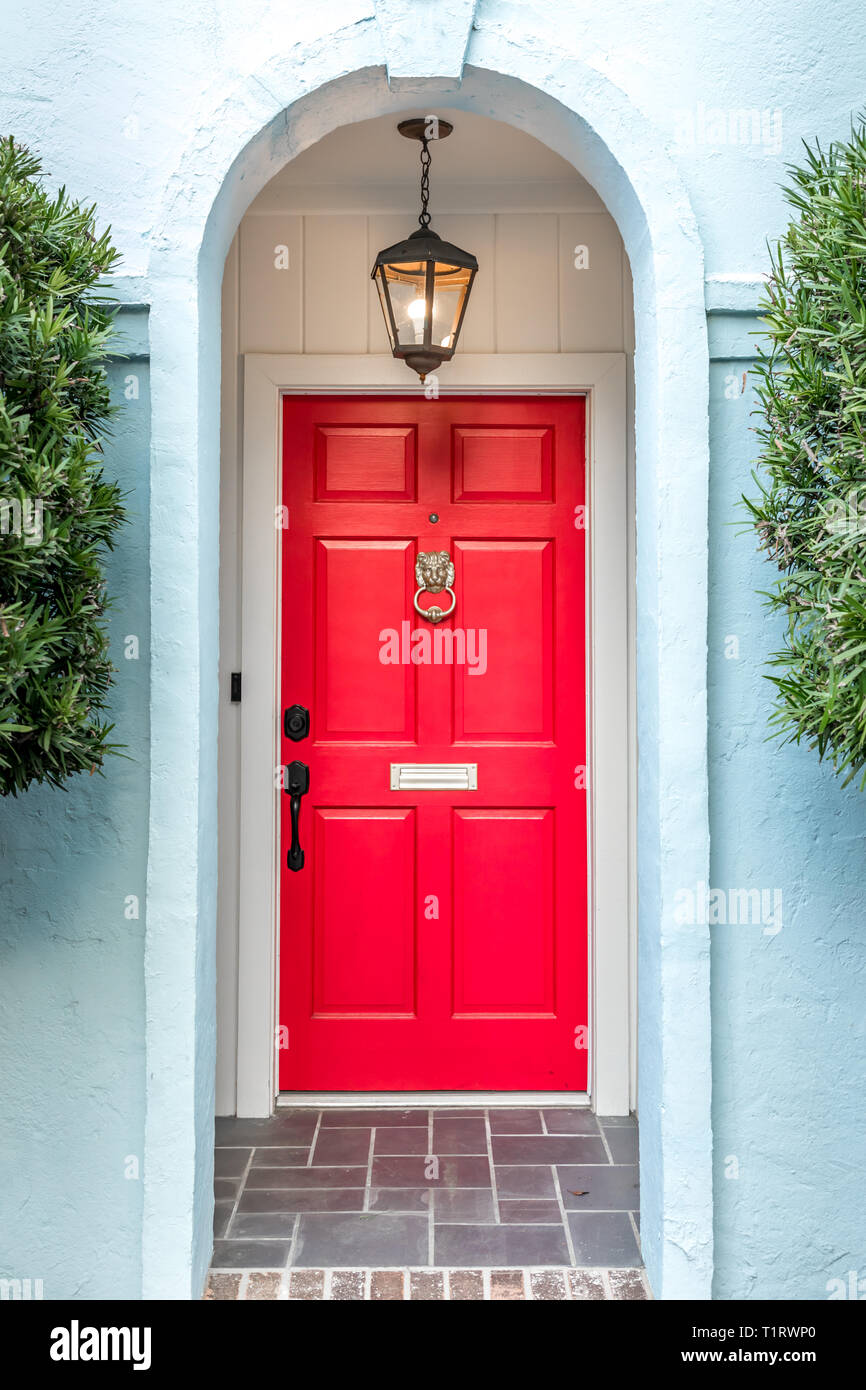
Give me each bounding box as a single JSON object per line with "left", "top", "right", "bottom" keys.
{"left": 279, "top": 394, "right": 587, "bottom": 1090}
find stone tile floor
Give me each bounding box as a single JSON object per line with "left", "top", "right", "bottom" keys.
{"left": 207, "top": 1106, "right": 646, "bottom": 1301}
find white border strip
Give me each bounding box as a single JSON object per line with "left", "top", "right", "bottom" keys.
{"left": 237, "top": 353, "right": 630, "bottom": 1117}
{"left": 276, "top": 1090, "right": 593, "bottom": 1108}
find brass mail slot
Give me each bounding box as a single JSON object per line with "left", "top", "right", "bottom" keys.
{"left": 390, "top": 762, "right": 478, "bottom": 791}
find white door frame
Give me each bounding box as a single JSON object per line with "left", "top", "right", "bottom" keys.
{"left": 235, "top": 351, "right": 630, "bottom": 1116}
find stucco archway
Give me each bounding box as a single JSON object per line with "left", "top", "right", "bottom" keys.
{"left": 142, "top": 16, "right": 711, "bottom": 1301}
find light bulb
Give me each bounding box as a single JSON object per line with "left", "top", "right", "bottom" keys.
{"left": 406, "top": 296, "right": 427, "bottom": 345}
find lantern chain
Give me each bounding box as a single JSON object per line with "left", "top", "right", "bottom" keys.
{"left": 418, "top": 136, "right": 432, "bottom": 230}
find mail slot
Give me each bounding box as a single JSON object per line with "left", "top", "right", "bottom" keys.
{"left": 390, "top": 762, "right": 478, "bottom": 791}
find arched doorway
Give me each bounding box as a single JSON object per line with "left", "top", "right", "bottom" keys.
{"left": 142, "top": 25, "right": 711, "bottom": 1301}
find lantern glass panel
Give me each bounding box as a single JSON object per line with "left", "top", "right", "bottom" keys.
{"left": 431, "top": 262, "right": 472, "bottom": 349}
{"left": 381, "top": 261, "right": 428, "bottom": 347}
{"left": 374, "top": 271, "right": 397, "bottom": 350}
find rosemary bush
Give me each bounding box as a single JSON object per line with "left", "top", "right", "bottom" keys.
{"left": 0, "top": 137, "right": 125, "bottom": 794}
{"left": 745, "top": 119, "right": 866, "bottom": 786}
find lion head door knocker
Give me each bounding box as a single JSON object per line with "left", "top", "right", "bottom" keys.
{"left": 414, "top": 550, "right": 456, "bottom": 625}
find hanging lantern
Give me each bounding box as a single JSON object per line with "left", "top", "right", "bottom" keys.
{"left": 372, "top": 118, "right": 478, "bottom": 381}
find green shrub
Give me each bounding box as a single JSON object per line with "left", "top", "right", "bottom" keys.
{"left": 745, "top": 118, "right": 866, "bottom": 786}
{"left": 0, "top": 136, "right": 125, "bottom": 795}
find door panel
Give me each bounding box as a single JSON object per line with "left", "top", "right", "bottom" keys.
{"left": 453, "top": 540, "right": 553, "bottom": 741}
{"left": 452, "top": 808, "right": 555, "bottom": 1017}
{"left": 280, "top": 395, "right": 587, "bottom": 1091}
{"left": 312, "top": 808, "right": 416, "bottom": 1016}
{"left": 453, "top": 425, "right": 554, "bottom": 500}
{"left": 314, "top": 425, "right": 417, "bottom": 500}
{"left": 314, "top": 539, "right": 416, "bottom": 741}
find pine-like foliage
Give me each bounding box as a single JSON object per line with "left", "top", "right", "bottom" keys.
{"left": 744, "top": 118, "right": 866, "bottom": 786}
{"left": 0, "top": 137, "right": 125, "bottom": 795}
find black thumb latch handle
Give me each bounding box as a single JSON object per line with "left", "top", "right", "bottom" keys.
{"left": 285, "top": 760, "right": 310, "bottom": 871}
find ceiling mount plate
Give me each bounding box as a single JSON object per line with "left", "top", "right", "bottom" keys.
{"left": 397, "top": 117, "right": 454, "bottom": 142}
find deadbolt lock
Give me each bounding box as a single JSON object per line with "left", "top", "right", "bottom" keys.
{"left": 284, "top": 704, "right": 310, "bottom": 741}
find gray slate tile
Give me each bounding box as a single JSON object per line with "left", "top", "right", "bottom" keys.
{"left": 368, "top": 1187, "right": 432, "bottom": 1212}
{"left": 214, "top": 1148, "right": 251, "bottom": 1177}
{"left": 488, "top": 1108, "right": 543, "bottom": 1134}
{"left": 494, "top": 1165, "right": 557, "bottom": 1199}
{"left": 432, "top": 1109, "right": 485, "bottom": 1117}
{"left": 213, "top": 1202, "right": 233, "bottom": 1239}
{"left": 499, "top": 1199, "right": 562, "bottom": 1224}
{"left": 212, "top": 1239, "right": 291, "bottom": 1268}
{"left": 311, "top": 1128, "right": 372, "bottom": 1165}
{"left": 492, "top": 1135, "right": 608, "bottom": 1165}
{"left": 558, "top": 1164, "right": 639, "bottom": 1211}
{"left": 235, "top": 1189, "right": 364, "bottom": 1218}
{"left": 373, "top": 1126, "right": 429, "bottom": 1156}
{"left": 240, "top": 1186, "right": 364, "bottom": 1213}
{"left": 244, "top": 1165, "right": 367, "bottom": 1190}
{"left": 434, "top": 1189, "right": 497, "bottom": 1223}
{"left": 371, "top": 1154, "right": 491, "bottom": 1188}
{"left": 250, "top": 1147, "right": 311, "bottom": 1167}
{"left": 229, "top": 1213, "right": 298, "bottom": 1238}
{"left": 292, "top": 1214, "right": 429, "bottom": 1267}
{"left": 216, "top": 1114, "right": 318, "bottom": 1147}
{"left": 432, "top": 1116, "right": 488, "bottom": 1154}
{"left": 541, "top": 1109, "right": 600, "bottom": 1135}
{"left": 319, "top": 1109, "right": 428, "bottom": 1127}
{"left": 434, "top": 1223, "right": 570, "bottom": 1267}
{"left": 567, "top": 1211, "right": 642, "bottom": 1267}
{"left": 605, "top": 1127, "right": 639, "bottom": 1163}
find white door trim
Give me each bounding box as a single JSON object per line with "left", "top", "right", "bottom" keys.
{"left": 235, "top": 352, "right": 630, "bottom": 1116}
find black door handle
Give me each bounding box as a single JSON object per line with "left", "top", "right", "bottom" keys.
{"left": 285, "top": 760, "right": 310, "bottom": 872}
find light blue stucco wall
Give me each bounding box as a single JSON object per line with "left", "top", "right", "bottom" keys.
{"left": 0, "top": 0, "right": 865, "bottom": 1300}
{"left": 708, "top": 346, "right": 866, "bottom": 1299}
{"left": 0, "top": 317, "right": 151, "bottom": 1299}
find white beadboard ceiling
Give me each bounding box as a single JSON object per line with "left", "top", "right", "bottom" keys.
{"left": 248, "top": 109, "right": 606, "bottom": 215}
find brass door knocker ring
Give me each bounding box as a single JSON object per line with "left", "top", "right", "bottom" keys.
{"left": 413, "top": 550, "right": 456, "bottom": 625}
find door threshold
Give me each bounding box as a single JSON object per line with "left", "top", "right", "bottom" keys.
{"left": 277, "top": 1091, "right": 591, "bottom": 1109}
